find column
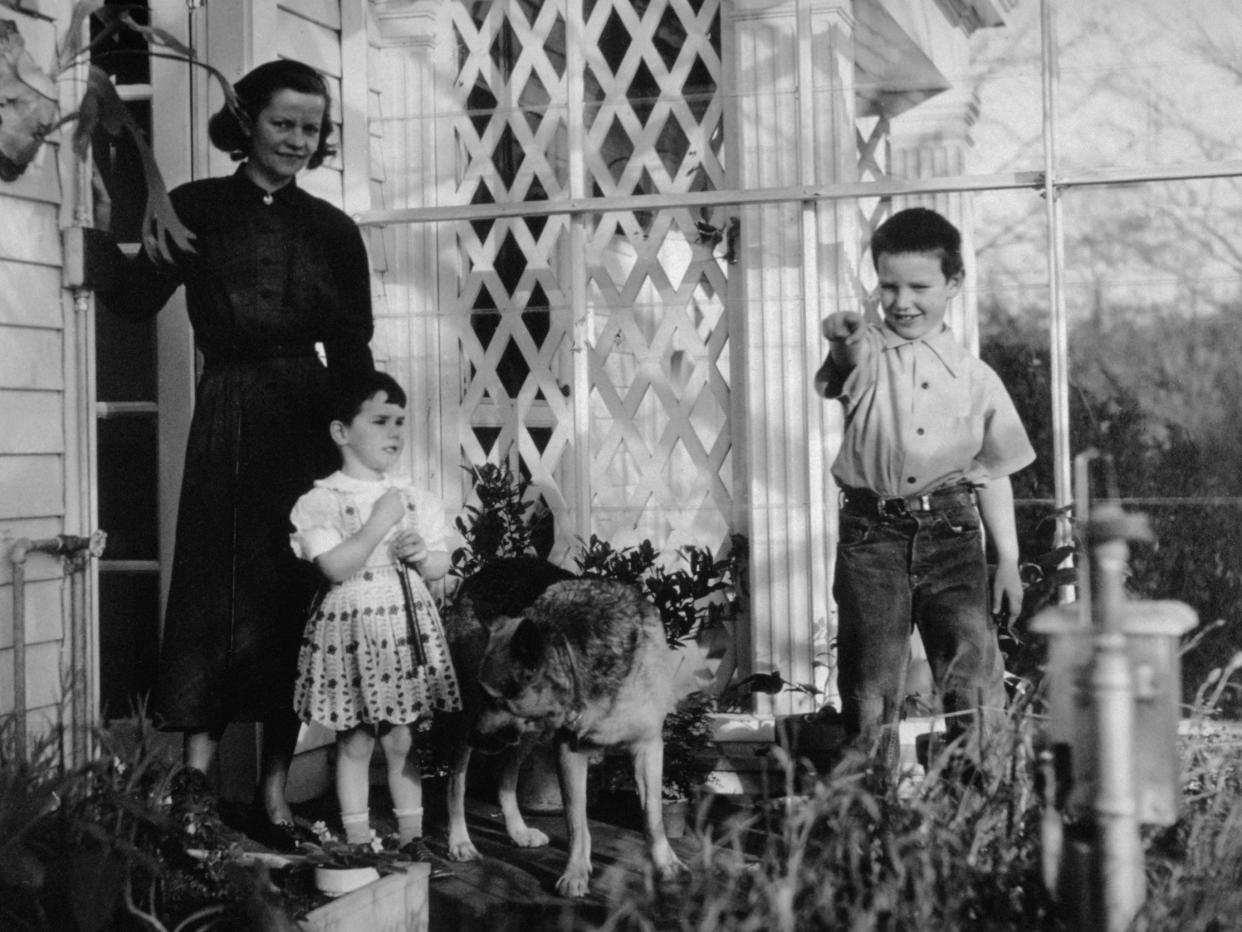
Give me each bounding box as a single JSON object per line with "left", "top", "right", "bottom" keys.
{"left": 724, "top": 0, "right": 859, "bottom": 715}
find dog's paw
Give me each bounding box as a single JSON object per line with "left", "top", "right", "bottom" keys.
{"left": 652, "top": 839, "right": 687, "bottom": 881}
{"left": 554, "top": 863, "right": 592, "bottom": 898}
{"left": 447, "top": 838, "right": 482, "bottom": 862}
{"left": 508, "top": 825, "right": 550, "bottom": 848}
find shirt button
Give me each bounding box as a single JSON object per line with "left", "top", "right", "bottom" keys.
{"left": 916, "top": 427, "right": 925, "bottom": 435}
{"left": 921, "top": 381, "right": 930, "bottom": 389}
{"left": 907, "top": 477, "right": 917, "bottom": 485}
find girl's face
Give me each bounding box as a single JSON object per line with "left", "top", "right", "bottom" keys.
{"left": 331, "top": 391, "right": 406, "bottom": 480}
{"left": 242, "top": 88, "right": 326, "bottom": 191}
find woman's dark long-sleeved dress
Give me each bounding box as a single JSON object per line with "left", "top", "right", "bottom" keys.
{"left": 100, "top": 168, "right": 374, "bottom": 729}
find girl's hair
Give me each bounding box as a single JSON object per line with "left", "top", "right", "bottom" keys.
{"left": 870, "top": 206, "right": 965, "bottom": 280}
{"left": 329, "top": 370, "right": 408, "bottom": 425}
{"left": 207, "top": 59, "right": 336, "bottom": 168}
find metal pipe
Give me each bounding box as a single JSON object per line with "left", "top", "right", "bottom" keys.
{"left": 350, "top": 159, "right": 1242, "bottom": 228}
{"left": 1040, "top": 0, "right": 1074, "bottom": 563}
{"left": 1089, "top": 532, "right": 1144, "bottom": 930}
{"left": 8, "top": 534, "right": 105, "bottom": 762}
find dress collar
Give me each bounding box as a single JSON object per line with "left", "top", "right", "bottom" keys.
{"left": 232, "top": 165, "right": 299, "bottom": 207}
{"left": 314, "top": 470, "right": 404, "bottom": 493}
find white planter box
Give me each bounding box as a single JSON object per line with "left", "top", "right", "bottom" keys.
{"left": 300, "top": 864, "right": 430, "bottom": 932}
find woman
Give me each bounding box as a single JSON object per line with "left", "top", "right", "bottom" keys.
{"left": 96, "top": 59, "right": 374, "bottom": 849}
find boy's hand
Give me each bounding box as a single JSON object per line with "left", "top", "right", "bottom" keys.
{"left": 391, "top": 528, "right": 428, "bottom": 566}
{"left": 822, "top": 311, "right": 865, "bottom": 343}
{"left": 992, "top": 560, "right": 1024, "bottom": 623}
{"left": 368, "top": 488, "right": 407, "bottom": 533}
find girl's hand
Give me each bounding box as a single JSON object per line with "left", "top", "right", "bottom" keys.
{"left": 390, "top": 528, "right": 428, "bottom": 566}
{"left": 368, "top": 488, "right": 407, "bottom": 534}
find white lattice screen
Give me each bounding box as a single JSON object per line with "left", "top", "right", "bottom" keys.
{"left": 448, "top": 0, "right": 732, "bottom": 558}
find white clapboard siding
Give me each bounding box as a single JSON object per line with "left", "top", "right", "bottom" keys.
{"left": 0, "top": 391, "right": 65, "bottom": 454}
{"left": 0, "top": 578, "right": 64, "bottom": 648}
{"left": 0, "top": 642, "right": 66, "bottom": 716}
{"left": 0, "top": 329, "right": 64, "bottom": 390}
{"left": 0, "top": 263, "right": 61, "bottom": 328}
{"left": 0, "top": 455, "right": 63, "bottom": 518}
{"left": 0, "top": 518, "right": 63, "bottom": 587}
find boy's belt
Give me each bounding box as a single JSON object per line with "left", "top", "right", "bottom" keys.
{"left": 841, "top": 484, "right": 975, "bottom": 518}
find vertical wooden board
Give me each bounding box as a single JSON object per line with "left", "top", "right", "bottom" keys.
{"left": 0, "top": 262, "right": 61, "bottom": 327}
{"left": 274, "top": 11, "right": 341, "bottom": 77}
{"left": 0, "top": 329, "right": 64, "bottom": 390}
{"left": 0, "top": 200, "right": 60, "bottom": 264}
{"left": 0, "top": 391, "right": 65, "bottom": 454}
{"left": 0, "top": 578, "right": 65, "bottom": 648}
{"left": 0, "top": 456, "right": 63, "bottom": 518}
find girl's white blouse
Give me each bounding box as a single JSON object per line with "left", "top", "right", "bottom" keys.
{"left": 289, "top": 470, "right": 451, "bottom": 567}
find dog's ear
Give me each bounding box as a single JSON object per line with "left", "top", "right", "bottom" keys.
{"left": 511, "top": 617, "right": 547, "bottom": 672}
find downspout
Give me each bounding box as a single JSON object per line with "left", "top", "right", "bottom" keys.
{"left": 8, "top": 533, "right": 106, "bottom": 761}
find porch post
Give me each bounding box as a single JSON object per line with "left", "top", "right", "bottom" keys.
{"left": 367, "top": 1, "right": 459, "bottom": 499}
{"left": 724, "top": 0, "right": 859, "bottom": 716}
{"left": 887, "top": 88, "right": 984, "bottom": 352}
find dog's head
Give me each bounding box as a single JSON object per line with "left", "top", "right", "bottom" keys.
{"left": 471, "top": 613, "right": 573, "bottom": 751}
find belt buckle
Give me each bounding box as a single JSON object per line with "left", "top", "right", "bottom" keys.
{"left": 879, "top": 497, "right": 907, "bottom": 518}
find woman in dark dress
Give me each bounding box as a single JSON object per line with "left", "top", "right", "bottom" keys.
{"left": 97, "top": 59, "right": 373, "bottom": 848}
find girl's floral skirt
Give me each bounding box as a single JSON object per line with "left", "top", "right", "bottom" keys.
{"left": 293, "top": 565, "right": 462, "bottom": 729}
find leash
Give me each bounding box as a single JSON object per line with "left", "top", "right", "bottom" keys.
{"left": 398, "top": 565, "right": 430, "bottom": 668}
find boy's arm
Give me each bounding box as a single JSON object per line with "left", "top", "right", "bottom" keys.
{"left": 814, "top": 311, "right": 867, "bottom": 396}
{"left": 975, "top": 475, "right": 1023, "bottom": 620}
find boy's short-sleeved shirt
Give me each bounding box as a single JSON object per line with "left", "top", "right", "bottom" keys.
{"left": 821, "top": 323, "right": 1034, "bottom": 497}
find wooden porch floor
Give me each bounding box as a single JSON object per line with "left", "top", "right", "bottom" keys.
{"left": 416, "top": 791, "right": 756, "bottom": 932}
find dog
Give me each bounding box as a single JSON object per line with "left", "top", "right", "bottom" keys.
{"left": 441, "top": 557, "right": 685, "bottom": 897}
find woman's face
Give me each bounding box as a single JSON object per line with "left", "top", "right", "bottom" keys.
{"left": 243, "top": 89, "right": 326, "bottom": 190}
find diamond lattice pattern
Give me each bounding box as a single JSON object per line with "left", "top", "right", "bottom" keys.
{"left": 449, "top": 0, "right": 731, "bottom": 556}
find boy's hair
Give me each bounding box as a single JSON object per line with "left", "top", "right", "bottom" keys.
{"left": 328, "top": 369, "right": 407, "bottom": 424}
{"left": 870, "top": 207, "right": 964, "bottom": 280}
{"left": 208, "top": 59, "right": 336, "bottom": 169}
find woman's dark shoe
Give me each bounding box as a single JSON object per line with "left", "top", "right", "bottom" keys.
{"left": 168, "top": 768, "right": 222, "bottom": 845}
{"left": 245, "top": 811, "right": 317, "bottom": 852}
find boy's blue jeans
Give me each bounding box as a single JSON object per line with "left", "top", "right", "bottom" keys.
{"left": 833, "top": 489, "right": 1007, "bottom": 773}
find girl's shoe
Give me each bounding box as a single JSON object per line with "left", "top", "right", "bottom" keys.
{"left": 396, "top": 838, "right": 452, "bottom": 878}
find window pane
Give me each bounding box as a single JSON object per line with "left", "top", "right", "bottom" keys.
{"left": 96, "top": 304, "right": 156, "bottom": 402}
{"left": 1053, "top": 0, "right": 1242, "bottom": 173}
{"left": 90, "top": 1, "right": 151, "bottom": 85}
{"left": 98, "top": 572, "right": 160, "bottom": 720}
{"left": 97, "top": 416, "right": 159, "bottom": 561}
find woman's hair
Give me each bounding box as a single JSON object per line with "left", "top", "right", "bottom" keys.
{"left": 207, "top": 59, "right": 336, "bottom": 168}
{"left": 329, "top": 370, "right": 408, "bottom": 425}
{"left": 870, "top": 206, "right": 965, "bottom": 280}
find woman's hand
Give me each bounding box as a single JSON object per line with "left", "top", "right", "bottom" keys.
{"left": 390, "top": 528, "right": 428, "bottom": 566}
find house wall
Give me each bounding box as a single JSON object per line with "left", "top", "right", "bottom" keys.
{"left": 0, "top": 1, "right": 90, "bottom": 736}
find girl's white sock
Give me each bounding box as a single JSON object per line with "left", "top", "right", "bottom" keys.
{"left": 393, "top": 806, "right": 424, "bottom": 845}
{"left": 341, "top": 809, "right": 371, "bottom": 845}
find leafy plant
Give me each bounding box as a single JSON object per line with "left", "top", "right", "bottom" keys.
{"left": 450, "top": 462, "right": 554, "bottom": 578}
{"left": 0, "top": 706, "right": 295, "bottom": 932}
{"left": 575, "top": 535, "right": 737, "bottom": 649}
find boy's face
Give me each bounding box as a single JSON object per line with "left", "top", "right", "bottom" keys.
{"left": 875, "top": 251, "right": 962, "bottom": 342}
{"left": 331, "top": 391, "right": 406, "bottom": 479}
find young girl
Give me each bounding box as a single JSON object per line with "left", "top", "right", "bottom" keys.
{"left": 290, "top": 370, "right": 461, "bottom": 858}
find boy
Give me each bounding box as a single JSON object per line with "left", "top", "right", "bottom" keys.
{"left": 815, "top": 207, "right": 1034, "bottom": 776}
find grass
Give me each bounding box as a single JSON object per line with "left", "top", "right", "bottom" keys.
{"left": 594, "top": 702, "right": 1242, "bottom": 932}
